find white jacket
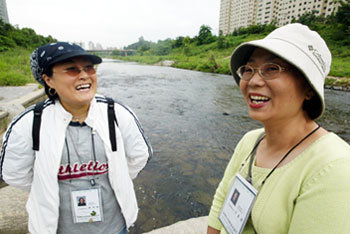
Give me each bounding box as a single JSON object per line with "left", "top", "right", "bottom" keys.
{"left": 0, "top": 95, "right": 152, "bottom": 233}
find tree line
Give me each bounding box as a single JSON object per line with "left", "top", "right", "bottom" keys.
{"left": 0, "top": 19, "right": 56, "bottom": 52}
{"left": 118, "top": 0, "right": 349, "bottom": 57}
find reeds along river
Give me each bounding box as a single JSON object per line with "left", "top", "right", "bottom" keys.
{"left": 96, "top": 59, "right": 350, "bottom": 233}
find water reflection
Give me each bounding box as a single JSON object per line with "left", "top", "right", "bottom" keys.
{"left": 97, "top": 59, "right": 349, "bottom": 233}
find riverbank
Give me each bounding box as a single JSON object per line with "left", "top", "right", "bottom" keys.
{"left": 114, "top": 55, "right": 350, "bottom": 91}
{"left": 1, "top": 48, "right": 349, "bottom": 90}
{"left": 115, "top": 57, "right": 350, "bottom": 91}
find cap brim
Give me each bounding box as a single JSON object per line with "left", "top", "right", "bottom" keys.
{"left": 47, "top": 51, "right": 102, "bottom": 67}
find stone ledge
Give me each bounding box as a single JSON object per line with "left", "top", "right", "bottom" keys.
{"left": 0, "top": 89, "right": 46, "bottom": 135}
{"left": 145, "top": 216, "right": 208, "bottom": 234}
{"left": 0, "top": 186, "right": 29, "bottom": 234}
{"left": 0, "top": 111, "right": 8, "bottom": 136}
{"left": 18, "top": 89, "right": 46, "bottom": 108}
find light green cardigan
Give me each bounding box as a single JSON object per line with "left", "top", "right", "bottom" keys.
{"left": 208, "top": 129, "right": 350, "bottom": 234}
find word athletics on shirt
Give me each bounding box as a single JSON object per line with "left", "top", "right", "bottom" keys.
{"left": 58, "top": 160, "right": 108, "bottom": 180}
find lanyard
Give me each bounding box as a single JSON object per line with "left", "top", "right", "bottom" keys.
{"left": 246, "top": 125, "right": 320, "bottom": 189}
{"left": 65, "top": 127, "right": 98, "bottom": 186}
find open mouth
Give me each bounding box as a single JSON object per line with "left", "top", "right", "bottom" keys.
{"left": 75, "top": 84, "right": 91, "bottom": 91}
{"left": 249, "top": 94, "right": 270, "bottom": 105}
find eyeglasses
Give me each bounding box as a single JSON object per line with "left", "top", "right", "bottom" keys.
{"left": 236, "top": 63, "right": 293, "bottom": 81}
{"left": 54, "top": 65, "right": 97, "bottom": 77}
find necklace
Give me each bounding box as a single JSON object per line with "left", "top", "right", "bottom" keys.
{"left": 71, "top": 113, "right": 87, "bottom": 122}
{"left": 246, "top": 124, "right": 321, "bottom": 188}
{"left": 65, "top": 127, "right": 98, "bottom": 186}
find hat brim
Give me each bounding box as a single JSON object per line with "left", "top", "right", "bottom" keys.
{"left": 47, "top": 51, "right": 102, "bottom": 68}
{"left": 230, "top": 38, "right": 325, "bottom": 119}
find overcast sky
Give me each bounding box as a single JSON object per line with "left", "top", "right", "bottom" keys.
{"left": 6, "top": 0, "right": 220, "bottom": 49}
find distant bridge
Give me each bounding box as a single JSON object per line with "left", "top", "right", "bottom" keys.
{"left": 86, "top": 49, "right": 136, "bottom": 56}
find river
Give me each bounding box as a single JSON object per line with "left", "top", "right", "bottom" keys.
{"left": 96, "top": 59, "right": 350, "bottom": 233}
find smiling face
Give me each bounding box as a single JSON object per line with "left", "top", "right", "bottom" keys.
{"left": 43, "top": 57, "right": 97, "bottom": 112}
{"left": 239, "top": 48, "right": 310, "bottom": 125}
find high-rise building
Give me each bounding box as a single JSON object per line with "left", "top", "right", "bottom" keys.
{"left": 219, "top": 0, "right": 340, "bottom": 34}
{"left": 277, "top": 0, "right": 340, "bottom": 26}
{"left": 88, "top": 41, "right": 95, "bottom": 50}
{"left": 95, "top": 43, "right": 103, "bottom": 50}
{"left": 0, "top": 0, "right": 9, "bottom": 24}
{"left": 219, "top": 0, "right": 257, "bottom": 34}
{"left": 74, "top": 41, "right": 86, "bottom": 49}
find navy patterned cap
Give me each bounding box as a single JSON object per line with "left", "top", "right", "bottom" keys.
{"left": 30, "top": 42, "right": 102, "bottom": 85}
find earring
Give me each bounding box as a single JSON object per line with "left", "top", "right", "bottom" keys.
{"left": 48, "top": 88, "right": 57, "bottom": 96}
{"left": 305, "top": 91, "right": 314, "bottom": 101}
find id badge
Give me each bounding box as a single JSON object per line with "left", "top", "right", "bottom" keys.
{"left": 219, "top": 173, "right": 258, "bottom": 234}
{"left": 70, "top": 187, "right": 104, "bottom": 223}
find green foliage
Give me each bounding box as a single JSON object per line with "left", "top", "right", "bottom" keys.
{"left": 295, "top": 11, "right": 325, "bottom": 26}
{"left": 172, "top": 36, "right": 185, "bottom": 48}
{"left": 335, "top": 0, "right": 350, "bottom": 27}
{"left": 293, "top": 4, "right": 350, "bottom": 49}
{"left": 150, "top": 39, "right": 172, "bottom": 55}
{"left": 196, "top": 25, "right": 216, "bottom": 45}
{"left": 0, "top": 20, "right": 56, "bottom": 86}
{"left": 194, "top": 51, "right": 219, "bottom": 72}
{"left": 0, "top": 49, "right": 35, "bottom": 86}
{"left": 114, "top": 5, "right": 350, "bottom": 80}
{"left": 217, "top": 31, "right": 228, "bottom": 49}
{"left": 232, "top": 23, "right": 277, "bottom": 36}
{"left": 330, "top": 57, "right": 350, "bottom": 77}
{"left": 0, "top": 35, "right": 16, "bottom": 51}
{"left": 325, "top": 77, "right": 350, "bottom": 87}
{"left": 0, "top": 19, "right": 55, "bottom": 51}
{"left": 125, "top": 36, "right": 153, "bottom": 52}
{"left": 111, "top": 50, "right": 121, "bottom": 56}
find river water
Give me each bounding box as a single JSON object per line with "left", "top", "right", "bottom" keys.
{"left": 97, "top": 59, "right": 349, "bottom": 233}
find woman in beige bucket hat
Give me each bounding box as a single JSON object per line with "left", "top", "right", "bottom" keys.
{"left": 207, "top": 23, "right": 350, "bottom": 234}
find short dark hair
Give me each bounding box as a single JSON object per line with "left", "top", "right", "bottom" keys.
{"left": 303, "top": 95, "right": 321, "bottom": 120}
{"left": 294, "top": 69, "right": 320, "bottom": 120}
{"left": 42, "top": 65, "right": 59, "bottom": 100}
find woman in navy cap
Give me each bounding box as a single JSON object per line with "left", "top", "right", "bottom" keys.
{"left": 0, "top": 42, "right": 152, "bottom": 233}
{"left": 207, "top": 24, "right": 350, "bottom": 234}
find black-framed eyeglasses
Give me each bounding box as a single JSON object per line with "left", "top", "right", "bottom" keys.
{"left": 54, "top": 65, "right": 97, "bottom": 77}
{"left": 236, "top": 63, "right": 293, "bottom": 81}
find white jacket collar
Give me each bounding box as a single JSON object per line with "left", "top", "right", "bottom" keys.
{"left": 54, "top": 96, "right": 97, "bottom": 129}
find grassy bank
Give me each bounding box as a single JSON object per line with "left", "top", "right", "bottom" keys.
{"left": 114, "top": 52, "right": 350, "bottom": 89}
{"left": 113, "top": 34, "right": 350, "bottom": 88}
{"left": 0, "top": 44, "right": 349, "bottom": 88}
{"left": 114, "top": 36, "right": 350, "bottom": 78}
{"left": 112, "top": 7, "right": 350, "bottom": 87}
{"left": 0, "top": 48, "right": 35, "bottom": 86}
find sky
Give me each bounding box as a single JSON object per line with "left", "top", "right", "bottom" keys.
{"left": 6, "top": 0, "right": 220, "bottom": 49}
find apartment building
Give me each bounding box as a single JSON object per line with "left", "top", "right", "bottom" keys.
{"left": 219, "top": 0, "right": 257, "bottom": 34}
{"left": 219, "top": 0, "right": 340, "bottom": 34}
{"left": 0, "top": 0, "right": 9, "bottom": 24}
{"left": 277, "top": 0, "right": 340, "bottom": 26}
{"left": 256, "top": 0, "right": 278, "bottom": 25}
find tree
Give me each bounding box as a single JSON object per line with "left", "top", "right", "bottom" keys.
{"left": 0, "top": 19, "right": 55, "bottom": 50}
{"left": 217, "top": 30, "right": 228, "bottom": 49}
{"left": 150, "top": 39, "right": 172, "bottom": 55}
{"left": 197, "top": 25, "right": 216, "bottom": 45}
{"left": 335, "top": 0, "right": 350, "bottom": 27}
{"left": 172, "top": 36, "right": 184, "bottom": 48}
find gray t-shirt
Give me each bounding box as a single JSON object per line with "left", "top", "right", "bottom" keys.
{"left": 57, "top": 122, "right": 125, "bottom": 234}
